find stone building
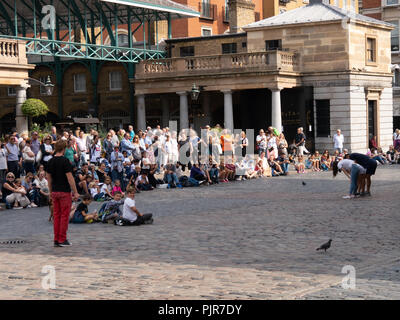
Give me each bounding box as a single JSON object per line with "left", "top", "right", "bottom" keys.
{"left": 134, "top": 0, "right": 394, "bottom": 152}
{"left": 360, "top": 0, "right": 400, "bottom": 130}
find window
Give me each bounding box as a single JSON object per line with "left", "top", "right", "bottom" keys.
{"left": 316, "top": 100, "right": 330, "bottom": 137}
{"left": 242, "top": 42, "right": 247, "bottom": 48}
{"left": 366, "top": 37, "right": 376, "bottom": 63}
{"left": 387, "top": 0, "right": 399, "bottom": 5}
{"left": 394, "top": 69, "right": 400, "bottom": 87}
{"left": 180, "top": 46, "right": 194, "bottom": 57}
{"left": 109, "top": 71, "right": 122, "bottom": 91}
{"left": 266, "top": 39, "right": 282, "bottom": 51}
{"left": 389, "top": 20, "right": 399, "bottom": 51}
{"left": 7, "top": 87, "right": 16, "bottom": 96}
{"left": 222, "top": 43, "right": 237, "bottom": 54}
{"left": 118, "top": 34, "right": 129, "bottom": 46}
{"left": 74, "top": 74, "right": 86, "bottom": 93}
{"left": 201, "top": 27, "right": 212, "bottom": 37}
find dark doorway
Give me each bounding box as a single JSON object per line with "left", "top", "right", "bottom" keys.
{"left": 368, "top": 100, "right": 377, "bottom": 140}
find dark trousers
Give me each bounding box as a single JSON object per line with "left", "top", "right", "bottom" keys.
{"left": 122, "top": 213, "right": 153, "bottom": 226}
{"left": 23, "top": 161, "right": 35, "bottom": 175}
{"left": 7, "top": 161, "right": 20, "bottom": 178}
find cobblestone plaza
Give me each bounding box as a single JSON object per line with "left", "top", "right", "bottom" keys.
{"left": 0, "top": 166, "right": 399, "bottom": 300}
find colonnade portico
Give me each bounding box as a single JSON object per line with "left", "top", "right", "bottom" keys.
{"left": 135, "top": 87, "right": 284, "bottom": 132}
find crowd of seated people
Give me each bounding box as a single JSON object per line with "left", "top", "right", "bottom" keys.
{"left": 1, "top": 125, "right": 399, "bottom": 215}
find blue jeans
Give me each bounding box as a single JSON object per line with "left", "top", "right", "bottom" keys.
{"left": 281, "top": 162, "right": 289, "bottom": 173}
{"left": 209, "top": 168, "right": 219, "bottom": 181}
{"left": 350, "top": 164, "right": 360, "bottom": 195}
{"left": 166, "top": 173, "right": 179, "bottom": 185}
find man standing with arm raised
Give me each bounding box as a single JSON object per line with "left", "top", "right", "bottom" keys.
{"left": 46, "top": 139, "right": 80, "bottom": 247}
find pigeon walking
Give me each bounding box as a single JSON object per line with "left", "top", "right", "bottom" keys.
{"left": 302, "top": 181, "right": 306, "bottom": 186}
{"left": 316, "top": 239, "right": 332, "bottom": 252}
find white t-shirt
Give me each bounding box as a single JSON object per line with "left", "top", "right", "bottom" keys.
{"left": 123, "top": 197, "right": 137, "bottom": 222}
{"left": 76, "top": 137, "right": 87, "bottom": 152}
{"left": 333, "top": 134, "right": 344, "bottom": 149}
{"left": 337, "top": 159, "right": 354, "bottom": 171}
{"left": 90, "top": 142, "right": 102, "bottom": 163}
{"left": 90, "top": 187, "right": 98, "bottom": 197}
{"left": 100, "top": 184, "right": 111, "bottom": 194}
{"left": 256, "top": 134, "right": 266, "bottom": 148}
{"left": 394, "top": 132, "right": 400, "bottom": 140}
{"left": 338, "top": 159, "right": 366, "bottom": 174}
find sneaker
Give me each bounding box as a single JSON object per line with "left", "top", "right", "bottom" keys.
{"left": 30, "top": 203, "right": 38, "bottom": 208}
{"left": 54, "top": 241, "right": 61, "bottom": 247}
{"left": 58, "top": 240, "right": 72, "bottom": 247}
{"left": 114, "top": 219, "right": 124, "bottom": 226}
{"left": 342, "top": 195, "right": 355, "bottom": 199}
{"left": 13, "top": 206, "right": 23, "bottom": 210}
{"left": 199, "top": 180, "right": 206, "bottom": 185}
{"left": 177, "top": 183, "right": 183, "bottom": 189}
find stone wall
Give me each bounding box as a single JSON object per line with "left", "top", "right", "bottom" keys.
{"left": 169, "top": 34, "right": 247, "bottom": 57}
{"left": 246, "top": 22, "right": 350, "bottom": 73}
{"left": 308, "top": 73, "right": 393, "bottom": 153}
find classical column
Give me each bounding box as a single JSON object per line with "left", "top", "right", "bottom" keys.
{"left": 221, "top": 89, "right": 234, "bottom": 131}
{"left": 16, "top": 82, "right": 30, "bottom": 135}
{"left": 136, "top": 94, "right": 146, "bottom": 131}
{"left": 161, "top": 95, "right": 170, "bottom": 128}
{"left": 271, "top": 88, "right": 282, "bottom": 132}
{"left": 177, "top": 91, "right": 189, "bottom": 131}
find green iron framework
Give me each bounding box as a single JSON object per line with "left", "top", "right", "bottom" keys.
{"left": 0, "top": 0, "right": 199, "bottom": 120}
{"left": 0, "top": 0, "right": 199, "bottom": 63}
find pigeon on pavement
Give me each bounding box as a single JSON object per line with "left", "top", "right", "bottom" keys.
{"left": 302, "top": 181, "right": 306, "bottom": 186}
{"left": 316, "top": 239, "right": 332, "bottom": 252}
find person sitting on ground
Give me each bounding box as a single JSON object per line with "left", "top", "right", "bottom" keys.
{"left": 76, "top": 163, "right": 90, "bottom": 195}
{"left": 114, "top": 186, "right": 153, "bottom": 226}
{"left": 313, "top": 151, "right": 321, "bottom": 171}
{"left": 333, "top": 149, "right": 342, "bottom": 162}
{"left": 259, "top": 151, "right": 272, "bottom": 177}
{"left": 112, "top": 179, "right": 124, "bottom": 196}
{"left": 22, "top": 172, "right": 40, "bottom": 206}
{"left": 386, "top": 145, "right": 399, "bottom": 164}
{"left": 100, "top": 177, "right": 113, "bottom": 200}
{"left": 10, "top": 178, "right": 37, "bottom": 209}
{"left": 33, "top": 171, "right": 50, "bottom": 206}
{"left": 89, "top": 181, "right": 106, "bottom": 201}
{"left": 135, "top": 172, "right": 154, "bottom": 191}
{"left": 276, "top": 154, "right": 290, "bottom": 175}
{"left": 70, "top": 194, "right": 99, "bottom": 223}
{"left": 164, "top": 162, "right": 182, "bottom": 188}
{"left": 96, "top": 162, "right": 109, "bottom": 184}
{"left": 320, "top": 150, "right": 332, "bottom": 171}
{"left": 225, "top": 156, "right": 237, "bottom": 180}
{"left": 268, "top": 154, "right": 284, "bottom": 176}
{"left": 295, "top": 155, "right": 305, "bottom": 174}
{"left": 2, "top": 173, "right": 30, "bottom": 209}
{"left": 208, "top": 156, "right": 219, "bottom": 184}
{"left": 97, "top": 191, "right": 124, "bottom": 223}
{"left": 190, "top": 163, "right": 207, "bottom": 182}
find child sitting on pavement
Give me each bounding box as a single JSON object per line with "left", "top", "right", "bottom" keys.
{"left": 100, "top": 177, "right": 113, "bottom": 200}
{"left": 89, "top": 181, "right": 105, "bottom": 201}
{"left": 112, "top": 179, "right": 124, "bottom": 197}
{"left": 70, "top": 194, "right": 99, "bottom": 223}
{"left": 98, "top": 191, "right": 124, "bottom": 223}
{"left": 135, "top": 172, "right": 154, "bottom": 191}
{"left": 114, "top": 186, "right": 153, "bottom": 226}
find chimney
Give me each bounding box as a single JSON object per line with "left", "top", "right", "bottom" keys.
{"left": 228, "top": 0, "right": 255, "bottom": 34}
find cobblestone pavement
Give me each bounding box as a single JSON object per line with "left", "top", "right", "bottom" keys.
{"left": 0, "top": 166, "right": 399, "bottom": 299}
